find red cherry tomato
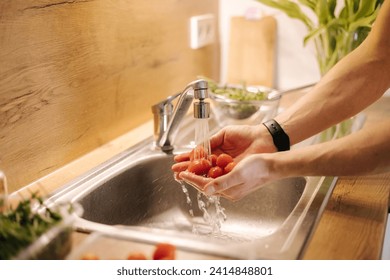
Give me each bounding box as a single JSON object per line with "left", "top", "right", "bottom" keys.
{"left": 216, "top": 153, "right": 234, "bottom": 169}
{"left": 153, "top": 243, "right": 176, "bottom": 260}
{"left": 224, "top": 161, "right": 236, "bottom": 174}
{"left": 209, "top": 154, "right": 218, "bottom": 166}
{"left": 187, "top": 158, "right": 211, "bottom": 175}
{"left": 189, "top": 146, "right": 207, "bottom": 161}
{"left": 207, "top": 166, "right": 224, "bottom": 178}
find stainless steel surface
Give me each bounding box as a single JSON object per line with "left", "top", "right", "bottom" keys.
{"left": 152, "top": 79, "right": 210, "bottom": 151}
{"left": 193, "top": 101, "right": 210, "bottom": 119}
{"left": 151, "top": 92, "right": 179, "bottom": 145}
{"left": 48, "top": 110, "right": 365, "bottom": 259}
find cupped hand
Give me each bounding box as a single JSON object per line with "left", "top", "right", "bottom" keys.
{"left": 207, "top": 124, "right": 276, "bottom": 161}
{"left": 171, "top": 124, "right": 278, "bottom": 201}
{"left": 177, "top": 154, "right": 278, "bottom": 201}
{"left": 172, "top": 124, "right": 275, "bottom": 168}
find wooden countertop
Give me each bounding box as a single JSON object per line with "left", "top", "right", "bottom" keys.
{"left": 302, "top": 94, "right": 390, "bottom": 259}
{"left": 10, "top": 91, "right": 390, "bottom": 260}
{"left": 279, "top": 89, "right": 390, "bottom": 259}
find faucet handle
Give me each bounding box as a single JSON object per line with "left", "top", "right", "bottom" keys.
{"left": 151, "top": 92, "right": 181, "bottom": 112}
{"left": 152, "top": 79, "right": 210, "bottom": 152}
{"left": 151, "top": 93, "right": 181, "bottom": 146}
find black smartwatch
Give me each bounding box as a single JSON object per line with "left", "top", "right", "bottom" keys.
{"left": 262, "top": 119, "right": 290, "bottom": 152}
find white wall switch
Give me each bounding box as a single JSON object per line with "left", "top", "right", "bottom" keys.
{"left": 189, "top": 14, "right": 216, "bottom": 49}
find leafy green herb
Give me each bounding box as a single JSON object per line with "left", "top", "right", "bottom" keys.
{"left": 0, "top": 193, "right": 64, "bottom": 260}
{"left": 202, "top": 77, "right": 268, "bottom": 102}
{"left": 256, "top": 0, "right": 384, "bottom": 74}
{"left": 201, "top": 77, "right": 273, "bottom": 119}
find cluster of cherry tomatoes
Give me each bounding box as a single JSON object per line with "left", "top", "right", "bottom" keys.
{"left": 186, "top": 146, "right": 236, "bottom": 178}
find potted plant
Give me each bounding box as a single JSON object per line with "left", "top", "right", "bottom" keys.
{"left": 256, "top": 0, "right": 384, "bottom": 75}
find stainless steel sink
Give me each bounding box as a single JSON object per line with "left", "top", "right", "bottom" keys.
{"left": 48, "top": 113, "right": 365, "bottom": 259}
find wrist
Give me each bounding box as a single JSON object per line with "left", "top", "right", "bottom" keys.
{"left": 257, "top": 125, "right": 278, "bottom": 153}
{"left": 262, "top": 119, "right": 290, "bottom": 152}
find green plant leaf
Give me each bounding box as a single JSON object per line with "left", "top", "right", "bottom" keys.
{"left": 303, "top": 17, "right": 346, "bottom": 46}
{"left": 339, "top": 5, "right": 348, "bottom": 20}
{"left": 316, "top": 0, "right": 329, "bottom": 25}
{"left": 297, "top": 0, "right": 316, "bottom": 11}
{"left": 348, "top": 6, "right": 381, "bottom": 32}
{"left": 328, "top": 0, "right": 337, "bottom": 18}
{"left": 352, "top": 0, "right": 378, "bottom": 21}
{"left": 255, "top": 0, "right": 314, "bottom": 28}
{"left": 257, "top": 0, "right": 383, "bottom": 75}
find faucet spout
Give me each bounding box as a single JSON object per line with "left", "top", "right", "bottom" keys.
{"left": 152, "top": 79, "right": 210, "bottom": 152}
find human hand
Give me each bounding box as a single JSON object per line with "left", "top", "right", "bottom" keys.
{"left": 207, "top": 124, "right": 276, "bottom": 160}
{"left": 176, "top": 154, "right": 278, "bottom": 201}
{"left": 172, "top": 124, "right": 276, "bottom": 173}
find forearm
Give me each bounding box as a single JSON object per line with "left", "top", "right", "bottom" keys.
{"left": 275, "top": 46, "right": 390, "bottom": 145}
{"left": 272, "top": 120, "right": 390, "bottom": 177}
{"left": 274, "top": 1, "right": 390, "bottom": 145}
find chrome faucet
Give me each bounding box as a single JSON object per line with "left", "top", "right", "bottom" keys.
{"left": 151, "top": 79, "right": 210, "bottom": 152}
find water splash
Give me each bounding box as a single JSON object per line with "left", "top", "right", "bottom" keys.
{"left": 178, "top": 180, "right": 194, "bottom": 218}
{"left": 176, "top": 118, "right": 227, "bottom": 235}
{"left": 193, "top": 118, "right": 211, "bottom": 159}
{"left": 196, "top": 192, "right": 227, "bottom": 235}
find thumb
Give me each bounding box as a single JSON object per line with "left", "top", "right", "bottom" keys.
{"left": 204, "top": 155, "right": 271, "bottom": 196}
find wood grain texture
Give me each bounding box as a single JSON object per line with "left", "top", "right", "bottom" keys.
{"left": 303, "top": 174, "right": 390, "bottom": 259}
{"left": 302, "top": 96, "right": 390, "bottom": 259}
{"left": 227, "top": 16, "right": 276, "bottom": 87}
{"left": 0, "top": 0, "right": 220, "bottom": 193}
{"left": 278, "top": 91, "right": 390, "bottom": 259}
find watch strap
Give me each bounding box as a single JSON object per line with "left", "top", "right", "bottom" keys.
{"left": 262, "top": 119, "right": 290, "bottom": 151}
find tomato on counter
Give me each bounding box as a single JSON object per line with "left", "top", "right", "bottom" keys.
{"left": 127, "top": 252, "right": 148, "bottom": 260}
{"left": 80, "top": 242, "right": 176, "bottom": 260}
{"left": 153, "top": 243, "right": 176, "bottom": 260}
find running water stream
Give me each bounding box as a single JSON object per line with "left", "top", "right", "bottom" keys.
{"left": 178, "top": 118, "right": 227, "bottom": 236}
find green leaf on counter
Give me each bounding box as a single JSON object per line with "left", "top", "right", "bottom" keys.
{"left": 0, "top": 193, "right": 63, "bottom": 260}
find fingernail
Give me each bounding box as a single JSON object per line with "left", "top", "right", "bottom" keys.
{"left": 205, "top": 185, "right": 215, "bottom": 196}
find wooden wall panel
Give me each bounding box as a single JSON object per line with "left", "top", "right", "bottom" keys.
{"left": 0, "top": 0, "right": 220, "bottom": 193}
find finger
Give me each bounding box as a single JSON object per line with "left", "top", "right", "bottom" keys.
{"left": 173, "top": 152, "right": 190, "bottom": 162}
{"left": 218, "top": 187, "right": 253, "bottom": 202}
{"left": 178, "top": 171, "right": 212, "bottom": 192}
{"left": 211, "top": 174, "right": 270, "bottom": 201}
{"left": 171, "top": 161, "right": 190, "bottom": 172}
{"left": 173, "top": 172, "right": 182, "bottom": 181}
{"left": 203, "top": 167, "right": 246, "bottom": 195}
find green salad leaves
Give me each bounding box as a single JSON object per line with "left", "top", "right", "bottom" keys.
{"left": 0, "top": 194, "right": 63, "bottom": 260}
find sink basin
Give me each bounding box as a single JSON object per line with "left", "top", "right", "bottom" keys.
{"left": 78, "top": 154, "right": 305, "bottom": 238}
{"left": 49, "top": 114, "right": 365, "bottom": 259}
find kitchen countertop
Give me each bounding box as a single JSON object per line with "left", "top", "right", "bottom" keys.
{"left": 302, "top": 93, "right": 390, "bottom": 259}
{"left": 11, "top": 89, "right": 390, "bottom": 260}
